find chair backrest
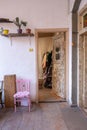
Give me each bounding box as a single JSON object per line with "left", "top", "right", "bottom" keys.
{"left": 16, "top": 79, "right": 30, "bottom": 92}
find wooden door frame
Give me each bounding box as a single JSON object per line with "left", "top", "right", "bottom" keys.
{"left": 35, "top": 28, "right": 69, "bottom": 103}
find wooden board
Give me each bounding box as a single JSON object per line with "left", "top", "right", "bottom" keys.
{"left": 4, "top": 75, "right": 16, "bottom": 108}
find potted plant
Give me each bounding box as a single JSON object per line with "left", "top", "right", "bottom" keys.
{"left": 13, "top": 17, "right": 27, "bottom": 34}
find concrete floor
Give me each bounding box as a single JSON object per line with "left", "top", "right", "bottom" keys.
{"left": 0, "top": 102, "right": 87, "bottom": 130}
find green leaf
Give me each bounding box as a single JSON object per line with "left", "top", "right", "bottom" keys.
{"left": 16, "top": 17, "right": 19, "bottom": 24}
{"left": 21, "top": 21, "right": 27, "bottom": 26}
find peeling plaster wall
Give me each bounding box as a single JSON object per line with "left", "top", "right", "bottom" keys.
{"left": 78, "top": 0, "right": 87, "bottom": 107}
{"left": 79, "top": 36, "right": 84, "bottom": 107}
{"left": 52, "top": 32, "right": 66, "bottom": 98}
{"left": 79, "top": 35, "right": 87, "bottom": 108}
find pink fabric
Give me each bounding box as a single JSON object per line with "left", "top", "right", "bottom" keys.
{"left": 14, "top": 91, "right": 30, "bottom": 98}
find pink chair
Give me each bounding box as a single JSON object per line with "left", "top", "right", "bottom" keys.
{"left": 13, "top": 79, "right": 31, "bottom": 112}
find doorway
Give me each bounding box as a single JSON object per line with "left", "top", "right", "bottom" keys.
{"left": 35, "top": 28, "right": 68, "bottom": 103}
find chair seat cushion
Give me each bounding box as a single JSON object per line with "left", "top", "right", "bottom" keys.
{"left": 14, "top": 91, "right": 30, "bottom": 98}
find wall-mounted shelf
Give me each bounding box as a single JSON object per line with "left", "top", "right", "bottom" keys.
{"left": 0, "top": 18, "right": 13, "bottom": 23}
{"left": 0, "top": 18, "right": 34, "bottom": 46}
{"left": 0, "top": 21, "right": 13, "bottom": 23}
{"left": 1, "top": 33, "right": 34, "bottom": 46}
{"left": 1, "top": 33, "right": 34, "bottom": 37}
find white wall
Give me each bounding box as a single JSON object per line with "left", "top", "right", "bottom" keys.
{"left": 78, "top": 0, "right": 87, "bottom": 11}
{"left": 67, "top": 13, "right": 72, "bottom": 105}
{"left": 69, "top": 0, "right": 75, "bottom": 12}
{"left": 0, "top": 0, "right": 69, "bottom": 102}
{"left": 67, "top": 0, "right": 76, "bottom": 105}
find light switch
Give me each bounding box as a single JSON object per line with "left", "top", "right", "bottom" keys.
{"left": 29, "top": 48, "right": 33, "bottom": 52}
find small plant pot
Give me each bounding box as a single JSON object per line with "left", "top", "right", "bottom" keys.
{"left": 17, "top": 29, "right": 22, "bottom": 34}
{"left": 3, "top": 29, "right": 9, "bottom": 35}
{"left": 26, "top": 28, "right": 31, "bottom": 34}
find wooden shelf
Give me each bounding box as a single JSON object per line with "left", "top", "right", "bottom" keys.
{"left": 0, "top": 18, "right": 13, "bottom": 23}
{"left": 0, "top": 21, "right": 13, "bottom": 23}
{"left": 1, "top": 33, "right": 34, "bottom": 37}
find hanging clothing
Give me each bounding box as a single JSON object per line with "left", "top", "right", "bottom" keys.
{"left": 46, "top": 51, "right": 52, "bottom": 73}
{"left": 42, "top": 53, "right": 46, "bottom": 69}
{"left": 42, "top": 52, "right": 49, "bottom": 69}
{"left": 42, "top": 51, "right": 52, "bottom": 88}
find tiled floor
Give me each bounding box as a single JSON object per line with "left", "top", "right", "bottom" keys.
{"left": 38, "top": 87, "right": 66, "bottom": 102}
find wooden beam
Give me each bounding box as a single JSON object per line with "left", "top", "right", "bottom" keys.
{"left": 72, "top": 0, "right": 81, "bottom": 13}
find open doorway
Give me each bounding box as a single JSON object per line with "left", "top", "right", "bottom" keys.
{"left": 35, "top": 29, "right": 68, "bottom": 103}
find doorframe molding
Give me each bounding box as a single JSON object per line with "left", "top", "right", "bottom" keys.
{"left": 35, "top": 28, "right": 69, "bottom": 103}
